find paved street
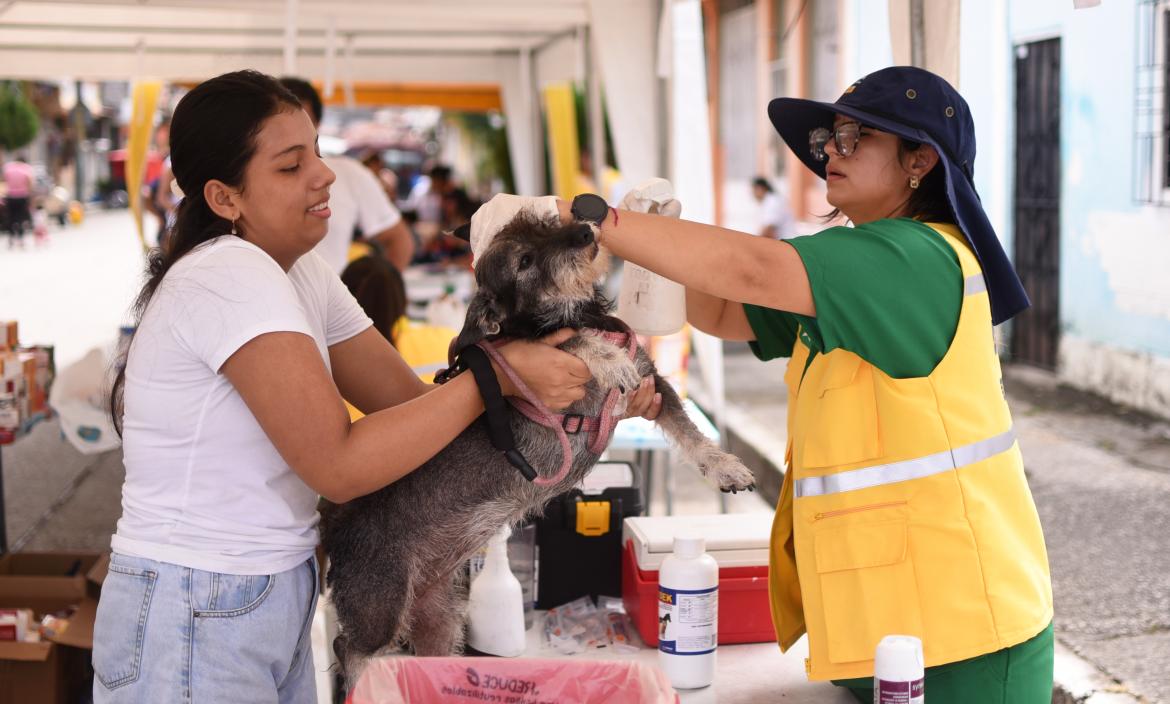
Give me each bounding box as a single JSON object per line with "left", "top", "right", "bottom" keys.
{"left": 1007, "top": 366, "right": 1170, "bottom": 703}
{"left": 0, "top": 209, "right": 146, "bottom": 372}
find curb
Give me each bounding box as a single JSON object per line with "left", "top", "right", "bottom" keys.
{"left": 1053, "top": 640, "right": 1146, "bottom": 703}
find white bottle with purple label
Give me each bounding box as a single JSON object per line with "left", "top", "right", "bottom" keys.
{"left": 657, "top": 535, "right": 718, "bottom": 690}
{"left": 874, "top": 634, "right": 924, "bottom": 704}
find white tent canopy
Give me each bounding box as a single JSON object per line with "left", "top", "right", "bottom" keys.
{"left": 0, "top": 0, "right": 668, "bottom": 197}
{"left": 2, "top": 0, "right": 724, "bottom": 431}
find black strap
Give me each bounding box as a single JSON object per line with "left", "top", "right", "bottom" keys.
{"left": 456, "top": 345, "right": 538, "bottom": 482}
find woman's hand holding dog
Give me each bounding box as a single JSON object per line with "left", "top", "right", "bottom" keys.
{"left": 494, "top": 330, "right": 662, "bottom": 420}
{"left": 496, "top": 329, "right": 591, "bottom": 410}
{"left": 623, "top": 377, "right": 662, "bottom": 420}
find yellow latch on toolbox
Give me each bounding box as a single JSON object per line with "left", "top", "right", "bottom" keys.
{"left": 575, "top": 501, "right": 611, "bottom": 536}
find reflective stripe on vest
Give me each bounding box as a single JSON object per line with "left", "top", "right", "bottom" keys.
{"left": 964, "top": 274, "right": 986, "bottom": 296}
{"left": 794, "top": 427, "right": 1017, "bottom": 498}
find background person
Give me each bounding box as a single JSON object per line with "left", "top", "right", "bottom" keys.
{"left": 3, "top": 152, "right": 35, "bottom": 248}
{"left": 751, "top": 176, "right": 796, "bottom": 240}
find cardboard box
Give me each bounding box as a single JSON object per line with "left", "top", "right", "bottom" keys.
{"left": 0, "top": 552, "right": 105, "bottom": 704}
{"left": 622, "top": 514, "right": 776, "bottom": 646}
{"left": 86, "top": 553, "right": 109, "bottom": 601}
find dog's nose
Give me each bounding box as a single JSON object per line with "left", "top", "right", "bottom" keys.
{"left": 571, "top": 224, "right": 594, "bottom": 247}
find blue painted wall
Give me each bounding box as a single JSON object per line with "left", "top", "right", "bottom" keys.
{"left": 963, "top": 0, "right": 1170, "bottom": 358}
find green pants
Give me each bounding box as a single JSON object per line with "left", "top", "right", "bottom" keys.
{"left": 832, "top": 622, "right": 1054, "bottom": 703}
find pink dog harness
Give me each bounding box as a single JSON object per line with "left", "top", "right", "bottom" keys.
{"left": 476, "top": 328, "right": 638, "bottom": 486}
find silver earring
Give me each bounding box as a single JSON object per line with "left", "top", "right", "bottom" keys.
{"left": 909, "top": 175, "right": 920, "bottom": 190}
{"left": 230, "top": 219, "right": 238, "bottom": 235}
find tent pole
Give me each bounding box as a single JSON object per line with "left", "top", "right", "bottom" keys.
{"left": 909, "top": 0, "right": 926, "bottom": 68}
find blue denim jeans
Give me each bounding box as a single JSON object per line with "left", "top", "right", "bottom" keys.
{"left": 92, "top": 552, "right": 320, "bottom": 703}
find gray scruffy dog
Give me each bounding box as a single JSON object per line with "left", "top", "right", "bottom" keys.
{"left": 319, "top": 212, "right": 755, "bottom": 684}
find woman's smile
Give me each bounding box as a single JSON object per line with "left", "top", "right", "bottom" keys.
{"left": 307, "top": 197, "right": 331, "bottom": 219}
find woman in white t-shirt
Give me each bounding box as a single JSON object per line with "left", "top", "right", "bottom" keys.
{"left": 93, "top": 71, "right": 658, "bottom": 703}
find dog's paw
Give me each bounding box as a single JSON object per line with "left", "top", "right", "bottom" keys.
{"left": 698, "top": 449, "right": 756, "bottom": 493}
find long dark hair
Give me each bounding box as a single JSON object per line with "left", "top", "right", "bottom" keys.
{"left": 109, "top": 70, "right": 302, "bottom": 434}
{"left": 340, "top": 253, "right": 408, "bottom": 347}
{"left": 822, "top": 136, "right": 955, "bottom": 225}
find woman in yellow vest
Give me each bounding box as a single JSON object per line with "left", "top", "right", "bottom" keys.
{"left": 469, "top": 66, "right": 1053, "bottom": 701}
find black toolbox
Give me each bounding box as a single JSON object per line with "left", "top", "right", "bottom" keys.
{"left": 534, "top": 462, "right": 644, "bottom": 608}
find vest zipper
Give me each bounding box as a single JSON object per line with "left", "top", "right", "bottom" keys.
{"left": 813, "top": 500, "right": 907, "bottom": 522}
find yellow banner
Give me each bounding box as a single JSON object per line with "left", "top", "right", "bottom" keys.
{"left": 127, "top": 81, "right": 162, "bottom": 253}
{"left": 542, "top": 83, "right": 584, "bottom": 201}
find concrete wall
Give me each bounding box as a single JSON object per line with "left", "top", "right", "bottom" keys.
{"left": 957, "top": 0, "right": 1170, "bottom": 418}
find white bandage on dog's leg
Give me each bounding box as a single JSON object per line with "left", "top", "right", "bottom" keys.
{"left": 469, "top": 194, "right": 559, "bottom": 266}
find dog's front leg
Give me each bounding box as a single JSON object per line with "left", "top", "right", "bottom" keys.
{"left": 636, "top": 356, "right": 757, "bottom": 493}
{"left": 559, "top": 330, "right": 643, "bottom": 398}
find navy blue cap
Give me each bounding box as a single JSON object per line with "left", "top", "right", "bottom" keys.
{"left": 768, "top": 66, "right": 1029, "bottom": 325}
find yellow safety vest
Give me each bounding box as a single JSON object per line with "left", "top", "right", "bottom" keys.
{"left": 768, "top": 223, "right": 1053, "bottom": 681}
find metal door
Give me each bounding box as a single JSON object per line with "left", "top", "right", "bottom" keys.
{"left": 1012, "top": 37, "right": 1062, "bottom": 369}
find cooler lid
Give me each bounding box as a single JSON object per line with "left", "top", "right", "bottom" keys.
{"left": 578, "top": 461, "right": 634, "bottom": 494}
{"left": 622, "top": 513, "right": 772, "bottom": 570}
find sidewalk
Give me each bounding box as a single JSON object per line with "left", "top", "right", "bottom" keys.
{"left": 692, "top": 343, "right": 1169, "bottom": 704}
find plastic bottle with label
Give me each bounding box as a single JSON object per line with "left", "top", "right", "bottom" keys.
{"left": 466, "top": 525, "right": 527, "bottom": 657}
{"left": 617, "top": 178, "right": 686, "bottom": 336}
{"left": 873, "top": 634, "right": 925, "bottom": 704}
{"left": 657, "top": 535, "right": 718, "bottom": 689}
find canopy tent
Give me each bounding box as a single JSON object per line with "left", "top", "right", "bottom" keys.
{"left": 0, "top": 0, "right": 669, "bottom": 198}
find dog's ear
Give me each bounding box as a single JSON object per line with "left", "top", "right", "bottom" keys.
{"left": 453, "top": 291, "right": 504, "bottom": 353}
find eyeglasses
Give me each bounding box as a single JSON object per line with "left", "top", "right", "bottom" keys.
{"left": 809, "top": 122, "right": 864, "bottom": 161}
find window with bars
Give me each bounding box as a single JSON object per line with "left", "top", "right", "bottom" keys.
{"left": 1135, "top": 0, "right": 1170, "bottom": 204}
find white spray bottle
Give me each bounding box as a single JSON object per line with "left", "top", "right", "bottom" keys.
{"left": 617, "top": 178, "right": 687, "bottom": 336}
{"left": 467, "top": 525, "right": 527, "bottom": 657}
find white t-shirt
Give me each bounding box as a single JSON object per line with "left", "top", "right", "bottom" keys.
{"left": 313, "top": 155, "right": 402, "bottom": 274}
{"left": 758, "top": 192, "right": 796, "bottom": 240}
{"left": 113, "top": 237, "right": 372, "bottom": 575}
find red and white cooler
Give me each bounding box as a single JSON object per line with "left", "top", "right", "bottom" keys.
{"left": 621, "top": 513, "right": 776, "bottom": 646}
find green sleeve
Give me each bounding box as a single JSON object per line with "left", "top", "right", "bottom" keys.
{"left": 785, "top": 218, "right": 963, "bottom": 379}
{"left": 743, "top": 303, "right": 800, "bottom": 361}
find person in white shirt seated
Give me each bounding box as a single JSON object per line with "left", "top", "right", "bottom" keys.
{"left": 93, "top": 70, "right": 659, "bottom": 703}
{"left": 752, "top": 176, "right": 797, "bottom": 240}
{"left": 279, "top": 77, "right": 415, "bottom": 274}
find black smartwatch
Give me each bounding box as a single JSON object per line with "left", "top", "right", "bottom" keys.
{"left": 570, "top": 193, "right": 610, "bottom": 226}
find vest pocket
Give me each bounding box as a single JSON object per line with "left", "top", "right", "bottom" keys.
{"left": 800, "top": 357, "right": 882, "bottom": 469}
{"left": 814, "top": 520, "right": 923, "bottom": 664}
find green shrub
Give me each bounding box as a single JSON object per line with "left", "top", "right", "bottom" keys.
{"left": 0, "top": 83, "right": 39, "bottom": 152}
